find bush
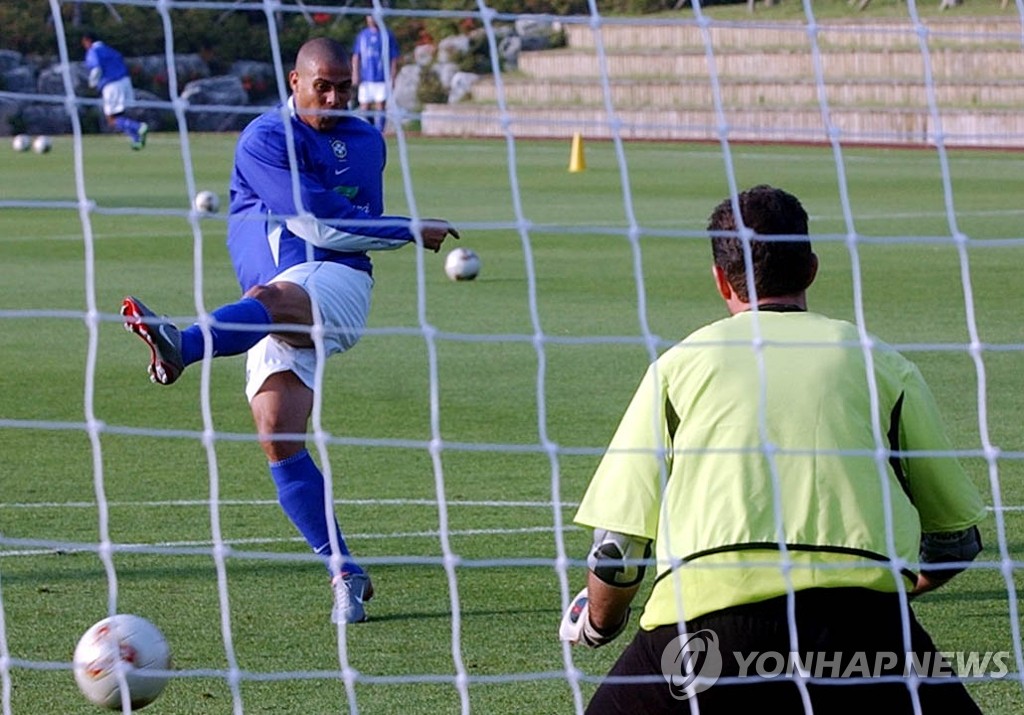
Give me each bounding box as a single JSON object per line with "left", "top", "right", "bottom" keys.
{"left": 458, "top": 32, "right": 496, "bottom": 74}
{"left": 416, "top": 66, "right": 448, "bottom": 105}
{"left": 1, "top": 0, "right": 673, "bottom": 70}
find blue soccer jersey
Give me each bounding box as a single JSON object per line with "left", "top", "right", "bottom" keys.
{"left": 84, "top": 41, "right": 128, "bottom": 89}
{"left": 227, "top": 101, "right": 416, "bottom": 292}
{"left": 353, "top": 27, "right": 399, "bottom": 83}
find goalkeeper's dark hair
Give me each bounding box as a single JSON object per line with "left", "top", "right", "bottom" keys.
{"left": 708, "top": 185, "right": 814, "bottom": 302}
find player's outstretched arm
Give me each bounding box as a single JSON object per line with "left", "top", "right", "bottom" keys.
{"left": 416, "top": 219, "right": 460, "bottom": 253}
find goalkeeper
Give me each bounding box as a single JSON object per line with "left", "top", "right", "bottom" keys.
{"left": 561, "top": 185, "right": 985, "bottom": 713}
{"left": 121, "top": 38, "right": 458, "bottom": 624}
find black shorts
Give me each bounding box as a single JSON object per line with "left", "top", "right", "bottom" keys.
{"left": 586, "top": 588, "right": 982, "bottom": 715}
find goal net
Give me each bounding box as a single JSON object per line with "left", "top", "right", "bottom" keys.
{"left": 0, "top": 1, "right": 1021, "bottom": 713}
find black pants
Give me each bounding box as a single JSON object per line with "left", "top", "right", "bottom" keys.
{"left": 587, "top": 588, "right": 983, "bottom": 715}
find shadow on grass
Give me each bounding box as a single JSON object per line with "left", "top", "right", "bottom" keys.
{"left": 366, "top": 604, "right": 560, "bottom": 624}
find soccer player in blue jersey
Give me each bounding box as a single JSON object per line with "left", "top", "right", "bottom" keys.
{"left": 120, "top": 37, "right": 459, "bottom": 624}
{"left": 81, "top": 32, "right": 148, "bottom": 150}
{"left": 352, "top": 15, "right": 400, "bottom": 133}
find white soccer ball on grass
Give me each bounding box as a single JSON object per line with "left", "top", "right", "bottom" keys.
{"left": 194, "top": 190, "right": 220, "bottom": 214}
{"left": 444, "top": 247, "right": 481, "bottom": 281}
{"left": 31, "top": 135, "right": 52, "bottom": 154}
{"left": 12, "top": 134, "right": 32, "bottom": 152}
{"left": 73, "top": 614, "right": 171, "bottom": 711}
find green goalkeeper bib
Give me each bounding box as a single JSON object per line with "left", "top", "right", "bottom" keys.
{"left": 574, "top": 310, "right": 985, "bottom": 628}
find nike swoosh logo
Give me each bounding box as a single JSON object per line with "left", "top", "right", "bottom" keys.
{"left": 335, "top": 167, "right": 350, "bottom": 175}
{"left": 157, "top": 323, "right": 174, "bottom": 347}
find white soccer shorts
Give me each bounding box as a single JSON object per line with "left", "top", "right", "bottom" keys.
{"left": 245, "top": 261, "right": 374, "bottom": 402}
{"left": 358, "top": 81, "right": 389, "bottom": 105}
{"left": 101, "top": 77, "right": 135, "bottom": 117}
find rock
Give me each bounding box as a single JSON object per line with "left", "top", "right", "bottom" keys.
{"left": 181, "top": 75, "right": 249, "bottom": 131}
{"left": 448, "top": 72, "right": 479, "bottom": 103}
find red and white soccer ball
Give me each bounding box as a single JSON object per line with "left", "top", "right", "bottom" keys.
{"left": 73, "top": 614, "right": 171, "bottom": 710}
{"left": 444, "top": 247, "right": 481, "bottom": 281}
{"left": 193, "top": 190, "right": 220, "bottom": 214}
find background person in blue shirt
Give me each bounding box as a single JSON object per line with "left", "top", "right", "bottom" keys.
{"left": 120, "top": 37, "right": 459, "bottom": 624}
{"left": 81, "top": 32, "right": 148, "bottom": 149}
{"left": 352, "top": 15, "right": 400, "bottom": 133}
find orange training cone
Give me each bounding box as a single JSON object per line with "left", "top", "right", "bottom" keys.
{"left": 568, "top": 132, "right": 586, "bottom": 173}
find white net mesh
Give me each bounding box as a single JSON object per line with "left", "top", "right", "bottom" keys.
{"left": 0, "top": 1, "right": 1022, "bottom": 713}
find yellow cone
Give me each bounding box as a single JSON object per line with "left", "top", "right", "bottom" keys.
{"left": 568, "top": 132, "right": 586, "bottom": 173}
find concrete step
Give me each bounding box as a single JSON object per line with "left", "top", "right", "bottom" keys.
{"left": 516, "top": 47, "right": 1024, "bottom": 81}
{"left": 435, "top": 18, "right": 1023, "bottom": 146}
{"left": 470, "top": 77, "right": 1023, "bottom": 110}
{"left": 560, "top": 17, "right": 1024, "bottom": 51}
{"left": 420, "top": 103, "right": 1024, "bottom": 147}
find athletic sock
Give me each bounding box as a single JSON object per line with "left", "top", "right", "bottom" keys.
{"left": 269, "top": 450, "right": 363, "bottom": 575}
{"left": 179, "top": 297, "right": 273, "bottom": 366}
{"left": 114, "top": 116, "right": 140, "bottom": 137}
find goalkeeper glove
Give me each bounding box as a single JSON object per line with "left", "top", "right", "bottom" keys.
{"left": 558, "top": 588, "right": 630, "bottom": 648}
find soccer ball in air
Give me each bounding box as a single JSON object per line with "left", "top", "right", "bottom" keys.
{"left": 444, "top": 247, "right": 481, "bottom": 281}
{"left": 31, "top": 135, "right": 52, "bottom": 154}
{"left": 12, "top": 134, "right": 31, "bottom": 152}
{"left": 194, "top": 190, "right": 220, "bottom": 214}
{"left": 73, "top": 614, "right": 171, "bottom": 710}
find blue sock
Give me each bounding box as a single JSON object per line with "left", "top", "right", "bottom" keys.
{"left": 269, "top": 450, "right": 363, "bottom": 575}
{"left": 114, "top": 116, "right": 140, "bottom": 138}
{"left": 179, "top": 297, "right": 272, "bottom": 367}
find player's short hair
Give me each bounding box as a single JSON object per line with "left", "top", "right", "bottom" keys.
{"left": 295, "top": 37, "right": 351, "bottom": 70}
{"left": 708, "top": 184, "right": 814, "bottom": 302}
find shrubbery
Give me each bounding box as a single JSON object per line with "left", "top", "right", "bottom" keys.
{"left": 416, "top": 66, "right": 449, "bottom": 106}
{"left": 1, "top": 0, "right": 675, "bottom": 63}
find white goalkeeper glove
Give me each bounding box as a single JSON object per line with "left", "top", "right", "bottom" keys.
{"left": 558, "top": 588, "right": 630, "bottom": 648}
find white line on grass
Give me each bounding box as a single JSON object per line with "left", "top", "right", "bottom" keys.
{"left": 0, "top": 497, "right": 580, "bottom": 509}
{"left": 0, "top": 525, "right": 582, "bottom": 558}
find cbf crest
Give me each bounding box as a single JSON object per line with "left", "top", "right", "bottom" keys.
{"left": 330, "top": 139, "right": 347, "bottom": 161}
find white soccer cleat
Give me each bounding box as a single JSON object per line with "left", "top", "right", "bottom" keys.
{"left": 132, "top": 123, "right": 149, "bottom": 150}
{"left": 331, "top": 572, "right": 373, "bottom": 624}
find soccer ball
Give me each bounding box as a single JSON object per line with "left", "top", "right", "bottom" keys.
{"left": 31, "top": 135, "right": 52, "bottom": 154}
{"left": 11, "top": 134, "right": 31, "bottom": 152}
{"left": 73, "top": 614, "right": 171, "bottom": 710}
{"left": 444, "top": 247, "right": 481, "bottom": 281}
{"left": 194, "top": 190, "right": 220, "bottom": 214}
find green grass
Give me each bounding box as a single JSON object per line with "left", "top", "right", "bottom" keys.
{"left": 1, "top": 132, "right": 1023, "bottom": 713}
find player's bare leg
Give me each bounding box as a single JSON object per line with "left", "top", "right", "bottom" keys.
{"left": 253, "top": 369, "right": 372, "bottom": 623}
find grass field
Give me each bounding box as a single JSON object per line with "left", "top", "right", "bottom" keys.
{"left": 1, "top": 131, "right": 1023, "bottom": 714}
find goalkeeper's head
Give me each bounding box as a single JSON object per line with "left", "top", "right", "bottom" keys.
{"left": 289, "top": 37, "right": 353, "bottom": 132}
{"left": 707, "top": 184, "right": 816, "bottom": 305}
